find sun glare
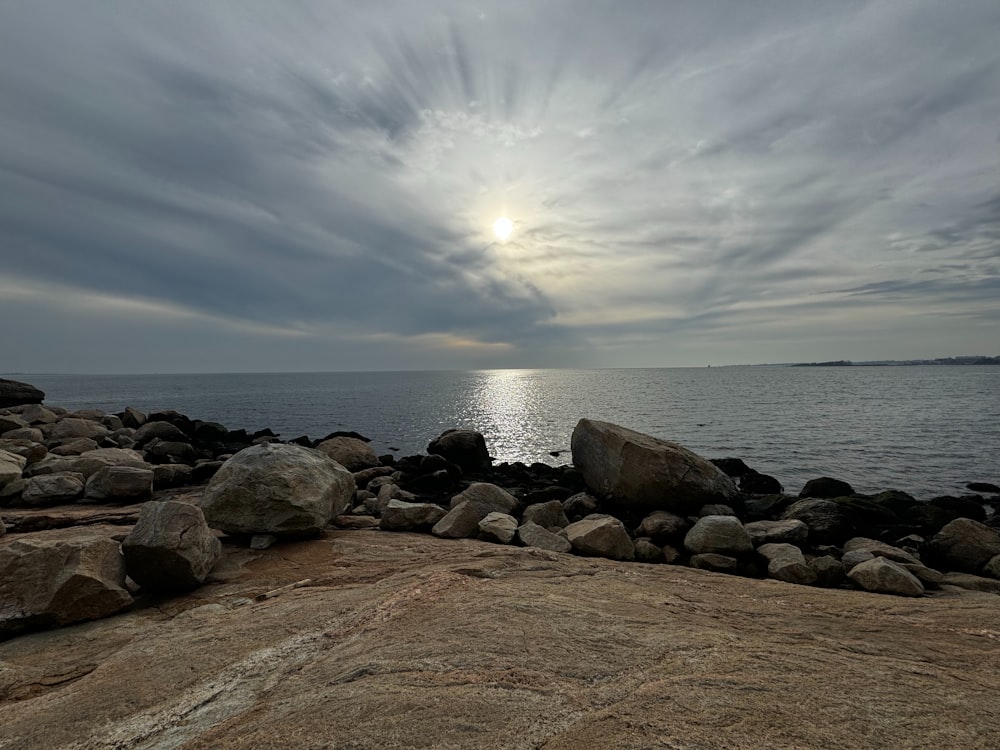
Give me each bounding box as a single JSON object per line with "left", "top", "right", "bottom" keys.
{"left": 493, "top": 216, "right": 514, "bottom": 241}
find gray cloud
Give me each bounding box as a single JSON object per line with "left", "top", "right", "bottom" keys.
{"left": 1, "top": 0, "right": 999, "bottom": 372}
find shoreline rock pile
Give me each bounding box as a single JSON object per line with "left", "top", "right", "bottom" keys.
{"left": 2, "top": 377, "right": 1000, "bottom": 640}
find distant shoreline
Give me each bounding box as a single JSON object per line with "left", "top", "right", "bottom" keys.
{"left": 788, "top": 357, "right": 1000, "bottom": 367}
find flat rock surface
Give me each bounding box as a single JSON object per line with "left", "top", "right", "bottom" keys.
{"left": 1, "top": 531, "right": 999, "bottom": 749}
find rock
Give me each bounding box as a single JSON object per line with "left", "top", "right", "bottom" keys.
{"left": 315, "top": 436, "right": 380, "bottom": 472}
{"left": 757, "top": 543, "right": 817, "bottom": 585}
{"left": 132, "top": 420, "right": 190, "bottom": 448}
{"left": 780, "top": 499, "right": 855, "bottom": 545}
{"left": 516, "top": 521, "right": 573, "bottom": 553}
{"left": 842, "top": 537, "right": 920, "bottom": 566}
{"left": 20, "top": 404, "right": 58, "bottom": 425}
{"left": 200, "top": 444, "right": 355, "bottom": 538}
{"left": 739, "top": 471, "right": 783, "bottom": 495}
{"left": 683, "top": 515, "right": 753, "bottom": 556}
{"left": 563, "top": 492, "right": 599, "bottom": 520}
{"left": 0, "top": 477, "right": 25, "bottom": 501}
{"left": 744, "top": 494, "right": 796, "bottom": 521}
{"left": 636, "top": 511, "right": 689, "bottom": 545}
{"left": 84, "top": 465, "right": 154, "bottom": 502}
{"left": 0, "top": 378, "right": 45, "bottom": 408}
{"left": 799, "top": 477, "right": 854, "bottom": 498}
{"left": 967, "top": 482, "right": 1000, "bottom": 494}
{"left": 121, "top": 501, "right": 222, "bottom": 592}
{"left": 404, "top": 469, "right": 456, "bottom": 494}
{"left": 432, "top": 500, "right": 498, "bottom": 539}
{"left": 903, "top": 564, "right": 945, "bottom": 589}
{"left": 192, "top": 421, "right": 229, "bottom": 444}
{"left": 927, "top": 495, "right": 987, "bottom": 523}
{"left": 0, "top": 525, "right": 132, "bottom": 637}
{"left": 840, "top": 550, "right": 875, "bottom": 571}
{"left": 809, "top": 555, "right": 846, "bottom": 588}
{"left": 710, "top": 457, "right": 752, "bottom": 477}
{"left": 689, "top": 553, "right": 739, "bottom": 573}
{"left": 427, "top": 429, "right": 491, "bottom": 472}
{"left": 521, "top": 500, "right": 570, "bottom": 529}
{"left": 744, "top": 519, "right": 808, "bottom": 548}
{"left": 927, "top": 518, "right": 1000, "bottom": 574}
{"left": 351, "top": 465, "right": 396, "bottom": 489}
{"left": 940, "top": 572, "right": 1000, "bottom": 594}
{"left": 250, "top": 534, "right": 278, "bottom": 550}
{"left": 145, "top": 440, "right": 197, "bottom": 463}
{"left": 50, "top": 418, "right": 109, "bottom": 442}
{"left": 25, "top": 448, "right": 149, "bottom": 480}
{"left": 50, "top": 437, "right": 100, "bottom": 455}
{"left": 699, "top": 504, "right": 736, "bottom": 517}
{"left": 153, "top": 464, "right": 194, "bottom": 489}
{"left": 0, "top": 449, "right": 26, "bottom": 488}
{"left": 478, "top": 512, "right": 518, "bottom": 544}
{"left": 633, "top": 538, "right": 665, "bottom": 564}
{"left": 571, "top": 419, "right": 737, "bottom": 514}
{"left": 192, "top": 460, "right": 224, "bottom": 483}
{"left": 0, "top": 414, "right": 28, "bottom": 433}
{"left": 984, "top": 555, "right": 1000, "bottom": 580}
{"left": 379, "top": 500, "right": 447, "bottom": 532}
{"left": 449, "top": 483, "right": 518, "bottom": 514}
{"left": 0, "top": 438, "right": 48, "bottom": 465}
{"left": 121, "top": 406, "right": 146, "bottom": 429}
{"left": 370, "top": 483, "right": 412, "bottom": 515}
{"left": 21, "top": 472, "right": 86, "bottom": 506}
{"left": 847, "top": 557, "right": 924, "bottom": 597}
{"left": 564, "top": 516, "right": 635, "bottom": 561}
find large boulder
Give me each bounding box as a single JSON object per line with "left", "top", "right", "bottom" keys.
{"left": 564, "top": 516, "right": 635, "bottom": 561}
{"left": 571, "top": 419, "right": 737, "bottom": 515}
{"left": 379, "top": 500, "right": 447, "bottom": 532}
{"left": 200, "top": 443, "right": 355, "bottom": 538}
{"left": 0, "top": 378, "right": 44, "bottom": 408}
{"left": 315, "top": 436, "right": 380, "bottom": 472}
{"left": 25, "top": 448, "right": 149, "bottom": 480}
{"left": 427, "top": 429, "right": 491, "bottom": 472}
{"left": 780, "top": 498, "right": 856, "bottom": 545}
{"left": 478, "top": 512, "right": 518, "bottom": 544}
{"left": 0, "top": 448, "right": 26, "bottom": 488}
{"left": 636, "top": 511, "right": 690, "bottom": 545}
{"left": 132, "top": 420, "right": 189, "bottom": 448}
{"left": 517, "top": 521, "right": 572, "bottom": 553}
{"left": 799, "top": 477, "right": 854, "bottom": 498}
{"left": 926, "top": 518, "right": 1000, "bottom": 574}
{"left": 756, "top": 543, "right": 816, "bottom": 585}
{"left": 521, "top": 500, "right": 570, "bottom": 530}
{"left": 84, "top": 465, "right": 154, "bottom": 502}
{"left": 684, "top": 515, "right": 753, "bottom": 556}
{"left": 49, "top": 418, "right": 109, "bottom": 442}
{"left": 744, "top": 519, "right": 808, "bottom": 548}
{"left": 0, "top": 526, "right": 133, "bottom": 637}
{"left": 847, "top": 556, "right": 924, "bottom": 597}
{"left": 842, "top": 538, "right": 921, "bottom": 566}
{"left": 121, "top": 501, "right": 222, "bottom": 591}
{"left": 449, "top": 483, "right": 519, "bottom": 514}
{"left": 432, "top": 500, "right": 497, "bottom": 539}
{"left": 21, "top": 472, "right": 86, "bottom": 506}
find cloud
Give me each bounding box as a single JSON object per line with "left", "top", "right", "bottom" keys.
{"left": 1, "top": 0, "right": 999, "bottom": 371}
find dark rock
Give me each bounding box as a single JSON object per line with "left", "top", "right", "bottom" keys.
{"left": 449, "top": 483, "right": 519, "bottom": 514}
{"left": 689, "top": 553, "right": 738, "bottom": 574}
{"left": 967, "top": 482, "right": 1000, "bottom": 494}
{"left": 809, "top": 555, "right": 846, "bottom": 588}
{"left": 799, "top": 477, "right": 854, "bottom": 499}
{"left": 635, "top": 511, "right": 689, "bottom": 545}
{"left": 120, "top": 406, "right": 146, "bottom": 429}
{"left": 563, "top": 492, "right": 599, "bottom": 520}
{"left": 133, "top": 421, "right": 189, "bottom": 448}
{"left": 524, "top": 486, "right": 574, "bottom": 504}
{"left": 683, "top": 516, "right": 753, "bottom": 556}
{"left": 780, "top": 498, "right": 856, "bottom": 545}
{"left": 351, "top": 465, "right": 396, "bottom": 489}
{"left": 516, "top": 521, "right": 572, "bottom": 553}
{"left": 744, "top": 494, "right": 796, "bottom": 521}
{"left": 403, "top": 469, "right": 455, "bottom": 494}
{"left": 739, "top": 471, "right": 783, "bottom": 495}
{"left": 145, "top": 440, "right": 197, "bottom": 464}
{"left": 152, "top": 464, "right": 194, "bottom": 489}
{"left": 192, "top": 421, "right": 229, "bottom": 444}
{"left": 744, "top": 519, "right": 808, "bottom": 548}
{"left": 928, "top": 495, "right": 987, "bottom": 523}
{"left": 315, "top": 436, "right": 380, "bottom": 472}
{"left": 145, "top": 411, "right": 195, "bottom": 436}
{"left": 521, "top": 500, "right": 570, "bottom": 529}
{"left": 427, "top": 429, "right": 491, "bottom": 472}
{"left": 318, "top": 430, "right": 371, "bottom": 443}
{"left": 84, "top": 466, "right": 154, "bottom": 503}
{"left": 710, "top": 458, "right": 752, "bottom": 477}
{"left": 699, "top": 504, "right": 736, "bottom": 517}
{"left": 191, "top": 460, "right": 224, "bottom": 483}
{"left": 633, "top": 538, "right": 665, "bottom": 564}
{"left": 121, "top": 501, "right": 222, "bottom": 592}
{"left": 940, "top": 572, "right": 1000, "bottom": 594}
{"left": 380, "top": 500, "right": 448, "bottom": 532}
{"left": 0, "top": 378, "right": 45, "bottom": 408}
{"left": 926, "top": 518, "right": 1000, "bottom": 573}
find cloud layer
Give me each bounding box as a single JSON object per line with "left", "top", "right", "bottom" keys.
{"left": 2, "top": 1, "right": 998, "bottom": 372}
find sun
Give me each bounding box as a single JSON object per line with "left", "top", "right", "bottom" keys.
{"left": 493, "top": 216, "right": 514, "bottom": 241}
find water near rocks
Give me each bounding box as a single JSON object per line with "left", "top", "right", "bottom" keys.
{"left": 10, "top": 366, "right": 999, "bottom": 498}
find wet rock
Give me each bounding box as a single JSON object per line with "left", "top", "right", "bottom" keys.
{"left": 0, "top": 525, "right": 132, "bottom": 638}
{"left": 201, "top": 444, "right": 355, "bottom": 538}
{"left": 780, "top": 499, "right": 855, "bottom": 545}
{"left": 927, "top": 518, "right": 1000, "bottom": 574}
{"left": 927, "top": 495, "right": 987, "bottom": 523}
{"left": 21, "top": 472, "right": 86, "bottom": 506}
{"left": 739, "top": 471, "right": 783, "bottom": 495}
{"left": 121, "top": 501, "right": 222, "bottom": 592}
{"left": 967, "top": 482, "right": 1000, "bottom": 494}
{"left": 799, "top": 477, "right": 854, "bottom": 498}
{"left": 636, "top": 511, "right": 689, "bottom": 545}
{"left": 84, "top": 465, "right": 154, "bottom": 503}
{"left": 710, "top": 457, "right": 752, "bottom": 477}
{"left": 744, "top": 519, "right": 808, "bottom": 548}
{"left": 684, "top": 515, "right": 752, "bottom": 556}
{"left": 521, "top": 500, "right": 569, "bottom": 529}
{"left": 689, "top": 553, "right": 738, "bottom": 574}
{"left": 756, "top": 543, "right": 816, "bottom": 585}
{"left": 847, "top": 557, "right": 924, "bottom": 597}
{"left": 565, "top": 516, "right": 635, "bottom": 561}
{"left": 478, "top": 512, "right": 518, "bottom": 544}
{"left": 571, "top": 419, "right": 737, "bottom": 515}
{"left": 744, "top": 494, "right": 796, "bottom": 521}
{"left": 427, "top": 429, "right": 491, "bottom": 472}
{"left": 0, "top": 378, "right": 45, "bottom": 408}
{"left": 516, "top": 521, "right": 572, "bottom": 553}
{"left": 380, "top": 500, "right": 447, "bottom": 532}
{"left": 316, "top": 436, "right": 380, "bottom": 472}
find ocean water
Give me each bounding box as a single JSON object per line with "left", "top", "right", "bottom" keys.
{"left": 8, "top": 367, "right": 999, "bottom": 499}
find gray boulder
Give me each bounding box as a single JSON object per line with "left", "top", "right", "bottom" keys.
{"left": 516, "top": 521, "right": 572, "bottom": 553}
{"left": 684, "top": 515, "right": 753, "bottom": 556}
{"left": 756, "top": 543, "right": 816, "bottom": 585}
{"left": 571, "top": 419, "right": 737, "bottom": 514}
{"left": 689, "top": 553, "right": 738, "bottom": 573}
{"left": 0, "top": 526, "right": 132, "bottom": 637}
{"left": 927, "top": 518, "right": 1000, "bottom": 574}
{"left": 0, "top": 378, "right": 45, "bottom": 408}
{"left": 636, "top": 511, "right": 690, "bottom": 545}
{"left": 432, "top": 500, "right": 498, "bottom": 539}
{"left": 940, "top": 572, "right": 1000, "bottom": 594}
{"left": 379, "top": 499, "right": 447, "bottom": 532}
{"left": 25, "top": 448, "right": 149, "bottom": 480}
{"left": 847, "top": 556, "right": 925, "bottom": 597}
{"left": 841, "top": 550, "right": 875, "bottom": 571}
{"left": 780, "top": 498, "right": 855, "bottom": 545}
{"left": 521, "top": 500, "right": 569, "bottom": 529}
{"left": 50, "top": 437, "right": 99, "bottom": 455}
{"left": 20, "top": 404, "right": 58, "bottom": 425}
{"left": 633, "top": 538, "right": 665, "bottom": 564}
{"left": 984, "top": 554, "right": 1000, "bottom": 580}
{"left": 799, "top": 477, "right": 854, "bottom": 498}
{"left": 744, "top": 519, "right": 808, "bottom": 548}
{"left": 200, "top": 443, "right": 355, "bottom": 537}
{"left": 0, "top": 448, "right": 26, "bottom": 488}
{"left": 0, "top": 414, "right": 28, "bottom": 433}
{"left": 809, "top": 555, "right": 846, "bottom": 588}
{"left": 427, "top": 429, "right": 491, "bottom": 471}
{"left": 0, "top": 439, "right": 47, "bottom": 465}
{"left": 449, "top": 483, "right": 519, "bottom": 514}
{"left": 564, "top": 515, "right": 635, "bottom": 561}
{"left": 132, "top": 420, "right": 189, "bottom": 447}
{"left": 50, "top": 418, "right": 109, "bottom": 442}
{"left": 315, "top": 436, "right": 380, "bottom": 471}
{"left": 121, "top": 406, "right": 146, "bottom": 429}
{"left": 84, "top": 465, "right": 154, "bottom": 502}
{"left": 843, "top": 537, "right": 921, "bottom": 566}
{"left": 478, "top": 512, "right": 518, "bottom": 544}
{"left": 22, "top": 472, "right": 86, "bottom": 506}
{"left": 3, "top": 426, "right": 44, "bottom": 443}
{"left": 121, "top": 501, "right": 222, "bottom": 591}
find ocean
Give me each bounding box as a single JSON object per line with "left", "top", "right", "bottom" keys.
{"left": 7, "top": 366, "right": 999, "bottom": 500}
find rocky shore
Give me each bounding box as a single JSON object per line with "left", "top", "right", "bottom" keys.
{"left": 2, "top": 376, "right": 1000, "bottom": 747}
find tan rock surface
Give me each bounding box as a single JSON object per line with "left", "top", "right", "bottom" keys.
{"left": 1, "top": 531, "right": 999, "bottom": 749}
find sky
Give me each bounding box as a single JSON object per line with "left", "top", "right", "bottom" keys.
{"left": 1, "top": 1, "right": 999, "bottom": 373}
